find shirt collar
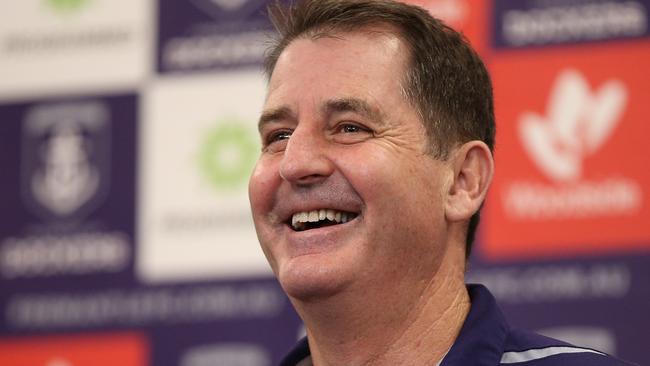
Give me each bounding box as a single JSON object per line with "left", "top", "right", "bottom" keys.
{"left": 441, "top": 284, "right": 509, "bottom": 366}
{"left": 279, "top": 337, "right": 310, "bottom": 366}
{"left": 279, "top": 284, "right": 508, "bottom": 366}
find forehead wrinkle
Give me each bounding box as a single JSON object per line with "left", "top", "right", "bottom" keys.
{"left": 322, "top": 97, "right": 385, "bottom": 125}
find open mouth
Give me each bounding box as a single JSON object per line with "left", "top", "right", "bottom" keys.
{"left": 289, "top": 209, "right": 359, "bottom": 232}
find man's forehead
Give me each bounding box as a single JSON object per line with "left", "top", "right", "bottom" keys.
{"left": 260, "top": 26, "right": 412, "bottom": 130}
{"left": 272, "top": 26, "right": 407, "bottom": 74}
{"left": 266, "top": 29, "right": 408, "bottom": 91}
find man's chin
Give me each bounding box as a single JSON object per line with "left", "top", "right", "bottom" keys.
{"left": 278, "top": 262, "right": 351, "bottom": 302}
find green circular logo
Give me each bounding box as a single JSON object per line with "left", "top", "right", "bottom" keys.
{"left": 45, "top": 0, "right": 89, "bottom": 13}
{"left": 199, "top": 120, "right": 258, "bottom": 191}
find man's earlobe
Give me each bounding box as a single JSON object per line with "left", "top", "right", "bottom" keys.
{"left": 445, "top": 141, "right": 494, "bottom": 222}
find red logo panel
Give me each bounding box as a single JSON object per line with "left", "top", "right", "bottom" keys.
{"left": 483, "top": 41, "right": 650, "bottom": 260}
{"left": 400, "top": 0, "right": 489, "bottom": 54}
{"left": 0, "top": 332, "right": 148, "bottom": 366}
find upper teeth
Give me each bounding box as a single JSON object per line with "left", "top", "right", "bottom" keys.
{"left": 291, "top": 209, "right": 351, "bottom": 228}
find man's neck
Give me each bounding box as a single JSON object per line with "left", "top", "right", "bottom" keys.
{"left": 292, "top": 248, "right": 470, "bottom": 366}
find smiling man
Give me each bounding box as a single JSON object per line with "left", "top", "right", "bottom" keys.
{"left": 248, "top": 1, "right": 635, "bottom": 366}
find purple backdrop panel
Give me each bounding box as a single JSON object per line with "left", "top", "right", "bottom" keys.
{"left": 468, "top": 252, "right": 650, "bottom": 365}
{"left": 157, "top": 0, "right": 275, "bottom": 73}
{"left": 492, "top": 0, "right": 650, "bottom": 49}
{"left": 149, "top": 290, "right": 302, "bottom": 366}
{"left": 0, "top": 276, "right": 301, "bottom": 366}
{"left": 0, "top": 93, "right": 137, "bottom": 293}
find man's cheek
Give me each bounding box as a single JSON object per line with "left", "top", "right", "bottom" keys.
{"left": 248, "top": 164, "right": 277, "bottom": 211}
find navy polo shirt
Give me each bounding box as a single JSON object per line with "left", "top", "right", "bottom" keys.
{"left": 279, "top": 284, "right": 637, "bottom": 366}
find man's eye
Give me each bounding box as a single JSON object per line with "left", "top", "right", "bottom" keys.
{"left": 272, "top": 130, "right": 292, "bottom": 141}
{"left": 338, "top": 123, "right": 368, "bottom": 134}
{"left": 265, "top": 130, "right": 292, "bottom": 146}
{"left": 332, "top": 122, "right": 373, "bottom": 144}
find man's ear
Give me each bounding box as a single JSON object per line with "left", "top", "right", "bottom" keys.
{"left": 445, "top": 141, "right": 494, "bottom": 222}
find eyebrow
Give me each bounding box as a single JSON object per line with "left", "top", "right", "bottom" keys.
{"left": 258, "top": 97, "right": 384, "bottom": 132}
{"left": 322, "top": 97, "right": 384, "bottom": 125}
{"left": 258, "top": 106, "right": 296, "bottom": 132}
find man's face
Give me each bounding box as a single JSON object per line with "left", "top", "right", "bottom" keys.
{"left": 249, "top": 30, "right": 454, "bottom": 300}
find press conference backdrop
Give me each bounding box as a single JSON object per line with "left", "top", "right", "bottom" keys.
{"left": 0, "top": 0, "right": 648, "bottom": 365}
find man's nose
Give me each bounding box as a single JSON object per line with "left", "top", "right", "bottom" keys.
{"left": 279, "top": 126, "right": 334, "bottom": 185}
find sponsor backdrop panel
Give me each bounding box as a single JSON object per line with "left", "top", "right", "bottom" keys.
{"left": 0, "top": 0, "right": 153, "bottom": 101}
{"left": 138, "top": 71, "right": 269, "bottom": 283}
{"left": 157, "top": 0, "right": 272, "bottom": 73}
{"left": 402, "top": 0, "right": 491, "bottom": 54}
{"left": 484, "top": 41, "right": 650, "bottom": 258}
{"left": 473, "top": 1, "right": 650, "bottom": 365}
{"left": 468, "top": 254, "right": 650, "bottom": 364}
{"left": 0, "top": 332, "right": 149, "bottom": 366}
{"left": 491, "top": 0, "right": 650, "bottom": 49}
{"left": 0, "top": 0, "right": 648, "bottom": 365}
{"left": 0, "top": 94, "right": 138, "bottom": 290}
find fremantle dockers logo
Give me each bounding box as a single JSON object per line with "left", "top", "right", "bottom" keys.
{"left": 21, "top": 101, "right": 111, "bottom": 220}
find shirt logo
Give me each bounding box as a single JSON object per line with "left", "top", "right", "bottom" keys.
{"left": 519, "top": 69, "right": 627, "bottom": 182}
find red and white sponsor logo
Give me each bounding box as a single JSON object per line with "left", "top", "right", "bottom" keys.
{"left": 519, "top": 69, "right": 626, "bottom": 183}
{"left": 484, "top": 42, "right": 650, "bottom": 259}
{"left": 505, "top": 68, "right": 641, "bottom": 220}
